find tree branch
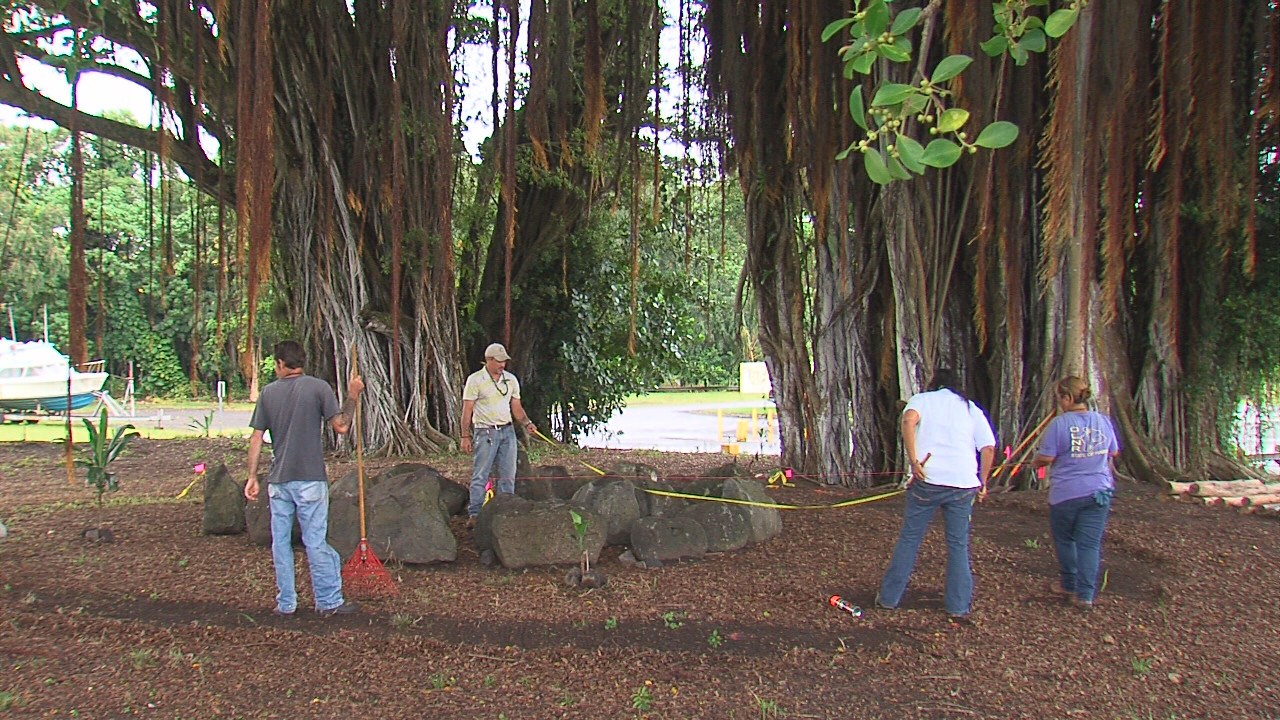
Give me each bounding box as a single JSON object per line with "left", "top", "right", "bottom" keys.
{"left": 0, "top": 77, "right": 230, "bottom": 203}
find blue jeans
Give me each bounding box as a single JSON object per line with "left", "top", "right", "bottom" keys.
{"left": 878, "top": 482, "right": 977, "bottom": 616}
{"left": 468, "top": 424, "right": 517, "bottom": 516}
{"left": 1048, "top": 492, "right": 1111, "bottom": 603}
{"left": 268, "top": 480, "right": 345, "bottom": 613}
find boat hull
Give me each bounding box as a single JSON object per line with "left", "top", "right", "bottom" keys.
{"left": 0, "top": 373, "right": 109, "bottom": 413}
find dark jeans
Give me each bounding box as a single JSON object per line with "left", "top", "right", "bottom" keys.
{"left": 1048, "top": 492, "right": 1111, "bottom": 603}
{"left": 877, "top": 482, "right": 978, "bottom": 616}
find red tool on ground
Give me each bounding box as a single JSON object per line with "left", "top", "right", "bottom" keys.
{"left": 340, "top": 347, "right": 397, "bottom": 598}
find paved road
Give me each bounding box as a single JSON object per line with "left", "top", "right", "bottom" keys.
{"left": 575, "top": 400, "right": 780, "bottom": 454}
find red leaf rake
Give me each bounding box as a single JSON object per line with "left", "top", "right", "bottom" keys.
{"left": 340, "top": 346, "right": 397, "bottom": 598}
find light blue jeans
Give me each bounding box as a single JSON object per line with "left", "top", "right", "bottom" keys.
{"left": 468, "top": 424, "right": 518, "bottom": 516}
{"left": 878, "top": 481, "right": 978, "bottom": 616}
{"left": 268, "top": 480, "right": 345, "bottom": 613}
{"left": 1048, "top": 491, "right": 1111, "bottom": 603}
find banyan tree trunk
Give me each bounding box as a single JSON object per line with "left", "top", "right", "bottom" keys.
{"left": 266, "top": 0, "right": 461, "bottom": 454}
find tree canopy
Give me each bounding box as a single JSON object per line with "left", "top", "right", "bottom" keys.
{"left": 1, "top": 0, "right": 1276, "bottom": 485}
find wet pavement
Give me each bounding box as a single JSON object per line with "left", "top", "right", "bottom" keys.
{"left": 575, "top": 400, "right": 780, "bottom": 454}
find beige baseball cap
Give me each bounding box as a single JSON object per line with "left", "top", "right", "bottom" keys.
{"left": 484, "top": 343, "right": 511, "bottom": 361}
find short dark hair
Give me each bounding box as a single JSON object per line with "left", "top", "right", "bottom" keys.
{"left": 273, "top": 340, "right": 306, "bottom": 369}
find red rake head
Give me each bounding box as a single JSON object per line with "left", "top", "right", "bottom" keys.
{"left": 341, "top": 539, "right": 398, "bottom": 598}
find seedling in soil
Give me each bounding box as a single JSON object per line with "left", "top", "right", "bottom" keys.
{"left": 75, "top": 408, "right": 139, "bottom": 543}
{"left": 1024, "top": 538, "right": 1041, "bottom": 549}
{"left": 564, "top": 509, "right": 607, "bottom": 588}
{"left": 752, "top": 692, "right": 784, "bottom": 719}
{"left": 631, "top": 685, "right": 653, "bottom": 711}
{"left": 129, "top": 649, "right": 157, "bottom": 670}
{"left": 187, "top": 411, "right": 215, "bottom": 438}
{"left": 662, "top": 611, "right": 684, "bottom": 629}
{"left": 1131, "top": 655, "right": 1152, "bottom": 677}
{"left": 707, "top": 629, "right": 724, "bottom": 648}
{"left": 605, "top": 616, "right": 618, "bottom": 630}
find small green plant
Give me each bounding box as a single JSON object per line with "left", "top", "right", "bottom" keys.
{"left": 176, "top": 558, "right": 189, "bottom": 569}
{"left": 631, "top": 685, "right": 653, "bottom": 711}
{"left": 0, "top": 691, "right": 16, "bottom": 711}
{"left": 569, "top": 509, "right": 591, "bottom": 576}
{"left": 707, "top": 629, "right": 723, "bottom": 648}
{"left": 604, "top": 616, "right": 618, "bottom": 630}
{"left": 1131, "top": 655, "right": 1152, "bottom": 677}
{"left": 1024, "top": 538, "right": 1041, "bottom": 549}
{"left": 661, "top": 611, "right": 683, "bottom": 629}
{"left": 391, "top": 613, "right": 416, "bottom": 629}
{"left": 75, "top": 408, "right": 139, "bottom": 535}
{"left": 483, "top": 675, "right": 495, "bottom": 688}
{"left": 428, "top": 672, "right": 455, "bottom": 690}
{"left": 753, "top": 692, "right": 784, "bottom": 719}
{"left": 557, "top": 690, "right": 577, "bottom": 707}
{"left": 187, "top": 411, "right": 215, "bottom": 438}
{"left": 129, "top": 648, "right": 157, "bottom": 670}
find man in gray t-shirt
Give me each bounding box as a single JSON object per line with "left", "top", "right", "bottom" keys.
{"left": 245, "top": 340, "right": 364, "bottom": 617}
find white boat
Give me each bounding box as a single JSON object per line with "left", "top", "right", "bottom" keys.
{"left": 0, "top": 339, "right": 109, "bottom": 413}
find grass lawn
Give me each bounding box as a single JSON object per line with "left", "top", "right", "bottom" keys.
{"left": 0, "top": 421, "right": 249, "bottom": 443}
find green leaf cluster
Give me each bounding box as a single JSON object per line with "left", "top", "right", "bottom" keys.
{"left": 75, "top": 407, "right": 139, "bottom": 516}
{"left": 824, "top": 0, "right": 1082, "bottom": 184}
{"left": 982, "top": 0, "right": 1084, "bottom": 66}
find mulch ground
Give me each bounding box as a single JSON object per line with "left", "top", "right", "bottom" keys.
{"left": 1, "top": 437, "right": 1278, "bottom": 719}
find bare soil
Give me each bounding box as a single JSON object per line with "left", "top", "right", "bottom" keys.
{"left": 1, "top": 437, "right": 1278, "bottom": 719}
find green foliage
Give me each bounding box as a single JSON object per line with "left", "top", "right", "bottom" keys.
{"left": 0, "top": 122, "right": 274, "bottom": 401}
{"left": 75, "top": 408, "right": 139, "bottom": 528}
{"left": 630, "top": 685, "right": 653, "bottom": 711}
{"left": 520, "top": 191, "right": 740, "bottom": 436}
{"left": 568, "top": 508, "right": 589, "bottom": 553}
{"left": 186, "top": 410, "right": 215, "bottom": 438}
{"left": 825, "top": 0, "right": 1082, "bottom": 183}
{"left": 1204, "top": 153, "right": 1280, "bottom": 448}
{"left": 707, "top": 629, "right": 723, "bottom": 648}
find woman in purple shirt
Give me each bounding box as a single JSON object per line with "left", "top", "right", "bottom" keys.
{"left": 1032, "top": 376, "right": 1120, "bottom": 609}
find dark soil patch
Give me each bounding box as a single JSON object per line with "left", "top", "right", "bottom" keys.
{"left": 1, "top": 438, "right": 1278, "bottom": 718}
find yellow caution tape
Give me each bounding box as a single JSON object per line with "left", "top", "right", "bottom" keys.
{"left": 175, "top": 472, "right": 203, "bottom": 500}
{"left": 766, "top": 469, "right": 795, "bottom": 487}
{"left": 640, "top": 487, "right": 903, "bottom": 511}
{"left": 579, "top": 461, "right": 607, "bottom": 476}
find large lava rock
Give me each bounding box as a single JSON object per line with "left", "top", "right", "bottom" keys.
{"left": 328, "top": 463, "right": 458, "bottom": 564}
{"left": 202, "top": 464, "right": 246, "bottom": 535}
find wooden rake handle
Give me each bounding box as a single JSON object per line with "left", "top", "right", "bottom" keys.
{"left": 990, "top": 410, "right": 1055, "bottom": 484}
{"left": 350, "top": 344, "right": 366, "bottom": 540}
